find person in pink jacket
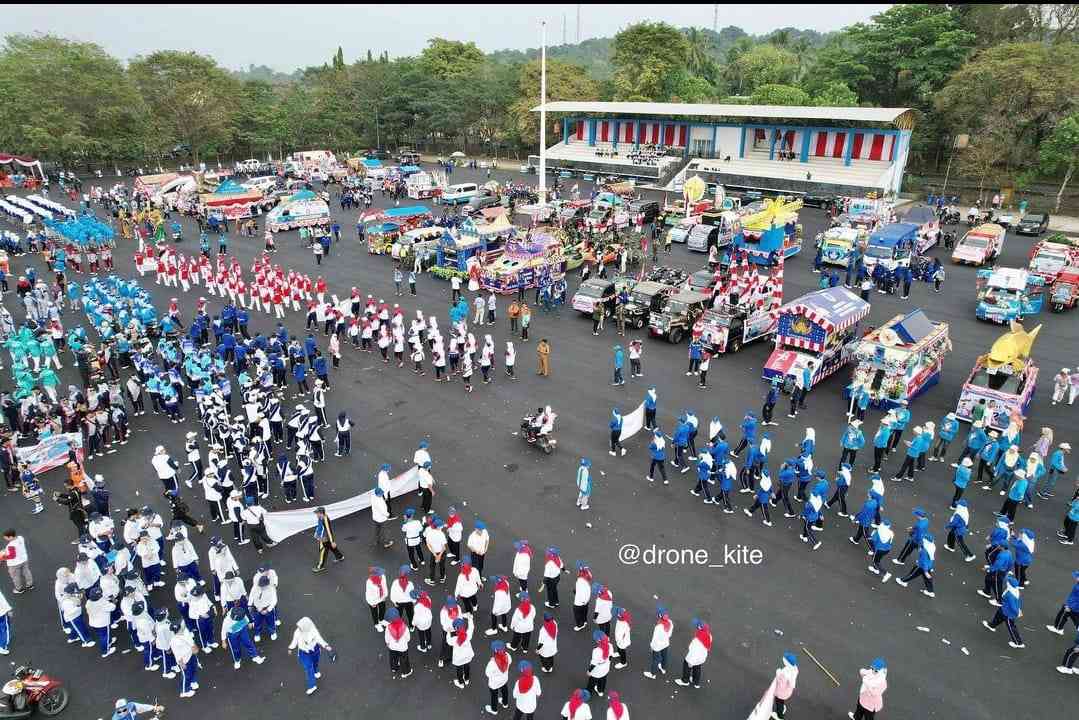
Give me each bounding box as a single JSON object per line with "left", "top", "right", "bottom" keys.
{"left": 849, "top": 657, "right": 888, "bottom": 720}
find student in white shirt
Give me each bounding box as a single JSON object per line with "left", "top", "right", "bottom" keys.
{"left": 512, "top": 660, "right": 542, "bottom": 718}
{"left": 485, "top": 640, "right": 513, "bottom": 714}
{"left": 287, "top": 617, "right": 333, "bottom": 695}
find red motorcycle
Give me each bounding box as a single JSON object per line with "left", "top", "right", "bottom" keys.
{"left": 0, "top": 666, "right": 69, "bottom": 718}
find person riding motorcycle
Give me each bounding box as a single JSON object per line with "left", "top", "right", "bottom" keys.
{"left": 0, "top": 670, "right": 29, "bottom": 715}
{"left": 111, "top": 699, "right": 164, "bottom": 720}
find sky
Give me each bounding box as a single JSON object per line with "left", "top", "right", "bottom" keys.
{"left": 5, "top": 4, "right": 892, "bottom": 71}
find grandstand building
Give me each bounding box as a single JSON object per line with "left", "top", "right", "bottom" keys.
{"left": 530, "top": 101, "right": 914, "bottom": 198}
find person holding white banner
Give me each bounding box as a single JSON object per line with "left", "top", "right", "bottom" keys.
{"left": 608, "top": 411, "right": 625, "bottom": 457}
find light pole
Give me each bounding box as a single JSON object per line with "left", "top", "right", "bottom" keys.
{"left": 538, "top": 19, "right": 548, "bottom": 205}
{"left": 375, "top": 105, "right": 381, "bottom": 151}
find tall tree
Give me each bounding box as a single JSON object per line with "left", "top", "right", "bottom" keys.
{"left": 1039, "top": 114, "right": 1079, "bottom": 211}
{"left": 726, "top": 44, "right": 798, "bottom": 95}
{"left": 419, "top": 38, "right": 485, "bottom": 80}
{"left": 683, "top": 27, "right": 718, "bottom": 83}
{"left": 128, "top": 50, "right": 239, "bottom": 165}
{"left": 610, "top": 22, "right": 690, "bottom": 101}
{"left": 837, "top": 5, "right": 975, "bottom": 106}
{"left": 750, "top": 83, "right": 811, "bottom": 106}
{"left": 508, "top": 58, "right": 599, "bottom": 147}
{"left": 957, "top": 117, "right": 1013, "bottom": 201}
{"left": 935, "top": 41, "right": 1079, "bottom": 168}
{"left": 0, "top": 34, "right": 145, "bottom": 165}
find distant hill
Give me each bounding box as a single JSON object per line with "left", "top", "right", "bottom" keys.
{"left": 487, "top": 25, "right": 834, "bottom": 77}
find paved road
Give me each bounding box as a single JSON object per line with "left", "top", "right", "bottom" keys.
{"left": 1, "top": 165, "right": 1075, "bottom": 719}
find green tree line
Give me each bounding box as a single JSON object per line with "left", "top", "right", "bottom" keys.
{"left": 0, "top": 5, "right": 1076, "bottom": 204}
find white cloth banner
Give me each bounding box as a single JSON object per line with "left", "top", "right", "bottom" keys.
{"left": 618, "top": 402, "right": 646, "bottom": 442}
{"left": 746, "top": 678, "right": 777, "bottom": 720}
{"left": 263, "top": 466, "right": 420, "bottom": 543}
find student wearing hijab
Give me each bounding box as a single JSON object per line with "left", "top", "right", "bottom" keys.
{"left": 561, "top": 689, "right": 592, "bottom": 720}
{"left": 485, "top": 640, "right": 512, "bottom": 714}
{"left": 384, "top": 607, "right": 413, "bottom": 678}
{"left": 674, "top": 618, "right": 711, "bottom": 688}
{"left": 512, "top": 660, "right": 542, "bottom": 719}
{"left": 586, "top": 630, "right": 612, "bottom": 696}
{"left": 287, "top": 617, "right": 333, "bottom": 695}
{"left": 536, "top": 611, "right": 559, "bottom": 673}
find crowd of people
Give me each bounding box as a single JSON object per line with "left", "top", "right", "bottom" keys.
{"left": 0, "top": 164, "right": 1076, "bottom": 720}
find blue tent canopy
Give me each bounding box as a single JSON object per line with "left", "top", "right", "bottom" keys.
{"left": 399, "top": 165, "right": 421, "bottom": 175}
{"left": 903, "top": 206, "right": 937, "bottom": 226}
{"left": 892, "top": 309, "right": 935, "bottom": 344}
{"left": 384, "top": 206, "right": 430, "bottom": 219}
{"left": 361, "top": 158, "right": 382, "bottom": 169}
{"left": 213, "top": 179, "right": 249, "bottom": 195}
{"left": 288, "top": 189, "right": 317, "bottom": 202}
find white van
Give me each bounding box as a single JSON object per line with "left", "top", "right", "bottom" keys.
{"left": 243, "top": 176, "right": 279, "bottom": 193}
{"left": 442, "top": 183, "right": 479, "bottom": 205}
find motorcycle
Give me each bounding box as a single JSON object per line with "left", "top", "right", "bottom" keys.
{"left": 0, "top": 666, "right": 69, "bottom": 718}
{"left": 942, "top": 207, "right": 960, "bottom": 225}
{"left": 521, "top": 413, "right": 557, "bottom": 455}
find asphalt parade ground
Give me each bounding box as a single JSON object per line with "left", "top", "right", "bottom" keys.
{"left": 2, "top": 164, "right": 1076, "bottom": 719}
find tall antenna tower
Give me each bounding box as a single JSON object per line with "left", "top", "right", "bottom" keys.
{"left": 562, "top": 13, "right": 567, "bottom": 45}
{"left": 713, "top": 3, "right": 718, "bottom": 33}
{"left": 576, "top": 4, "right": 581, "bottom": 43}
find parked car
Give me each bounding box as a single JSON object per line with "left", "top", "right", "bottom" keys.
{"left": 649, "top": 290, "right": 711, "bottom": 343}
{"left": 801, "top": 192, "right": 838, "bottom": 210}
{"left": 684, "top": 269, "right": 719, "bottom": 297}
{"left": 571, "top": 278, "right": 617, "bottom": 317}
{"left": 622, "top": 281, "right": 676, "bottom": 329}
{"left": 463, "top": 194, "right": 501, "bottom": 215}
{"left": 1015, "top": 213, "right": 1050, "bottom": 236}
{"left": 993, "top": 208, "right": 1017, "bottom": 229}
{"left": 628, "top": 200, "right": 660, "bottom": 224}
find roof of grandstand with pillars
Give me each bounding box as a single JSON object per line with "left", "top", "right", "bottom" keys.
{"left": 531, "top": 102, "right": 913, "bottom": 194}
{"left": 531, "top": 102, "right": 914, "bottom": 130}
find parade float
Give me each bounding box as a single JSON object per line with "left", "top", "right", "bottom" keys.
{"left": 815, "top": 226, "right": 866, "bottom": 267}
{"left": 1049, "top": 267, "right": 1079, "bottom": 312}
{"left": 434, "top": 215, "right": 512, "bottom": 270}
{"left": 763, "top": 286, "right": 870, "bottom": 389}
{"left": 738, "top": 196, "right": 803, "bottom": 262}
{"left": 698, "top": 250, "right": 784, "bottom": 354}
{"left": 955, "top": 321, "right": 1040, "bottom": 430}
{"left": 839, "top": 196, "right": 894, "bottom": 230}
{"left": 975, "top": 267, "right": 1045, "bottom": 323}
{"left": 848, "top": 309, "right": 951, "bottom": 409}
{"left": 199, "top": 179, "right": 264, "bottom": 220}
{"left": 363, "top": 205, "right": 434, "bottom": 253}
{"left": 1027, "top": 237, "right": 1079, "bottom": 284}
{"left": 266, "top": 189, "right": 331, "bottom": 232}
{"left": 903, "top": 204, "right": 942, "bottom": 254}
{"left": 862, "top": 222, "right": 918, "bottom": 272}
{"left": 952, "top": 223, "right": 1006, "bottom": 266}
{"left": 687, "top": 210, "right": 740, "bottom": 255}
{"left": 479, "top": 231, "right": 565, "bottom": 294}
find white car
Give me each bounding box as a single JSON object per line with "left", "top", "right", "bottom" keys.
{"left": 236, "top": 158, "right": 261, "bottom": 173}
{"left": 993, "top": 209, "right": 1016, "bottom": 229}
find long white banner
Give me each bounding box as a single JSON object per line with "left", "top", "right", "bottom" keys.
{"left": 263, "top": 466, "right": 421, "bottom": 543}
{"left": 618, "top": 402, "right": 645, "bottom": 442}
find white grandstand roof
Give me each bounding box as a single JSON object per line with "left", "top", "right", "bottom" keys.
{"left": 531, "top": 101, "right": 911, "bottom": 125}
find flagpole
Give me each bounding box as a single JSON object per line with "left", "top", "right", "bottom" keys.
{"left": 538, "top": 19, "right": 548, "bottom": 205}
